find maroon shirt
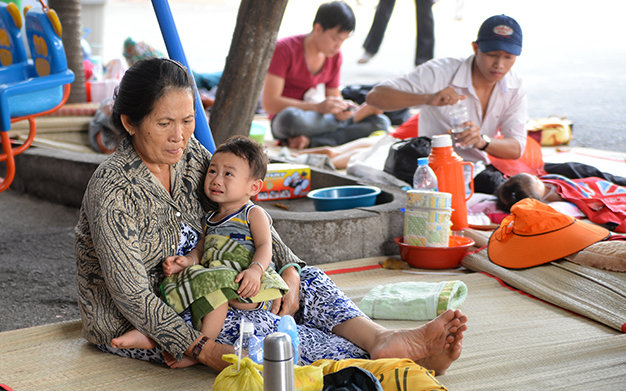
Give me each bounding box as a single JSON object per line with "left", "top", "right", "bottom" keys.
{"left": 267, "top": 34, "right": 342, "bottom": 102}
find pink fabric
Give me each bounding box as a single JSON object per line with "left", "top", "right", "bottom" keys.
{"left": 543, "top": 176, "right": 626, "bottom": 233}
{"left": 267, "top": 34, "right": 342, "bottom": 102}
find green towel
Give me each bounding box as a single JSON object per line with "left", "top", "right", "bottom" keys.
{"left": 359, "top": 281, "right": 468, "bottom": 321}
{"left": 161, "top": 234, "right": 289, "bottom": 329}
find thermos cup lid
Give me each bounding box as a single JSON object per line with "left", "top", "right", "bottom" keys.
{"left": 432, "top": 134, "right": 453, "bottom": 148}
{"left": 263, "top": 332, "right": 294, "bottom": 361}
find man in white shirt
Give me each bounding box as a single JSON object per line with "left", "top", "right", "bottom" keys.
{"left": 367, "top": 14, "right": 526, "bottom": 193}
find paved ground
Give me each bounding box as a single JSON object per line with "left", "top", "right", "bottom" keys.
{"left": 2, "top": 0, "right": 625, "bottom": 332}
{"left": 0, "top": 191, "right": 80, "bottom": 331}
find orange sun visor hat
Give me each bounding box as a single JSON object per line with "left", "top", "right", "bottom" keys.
{"left": 488, "top": 198, "right": 610, "bottom": 268}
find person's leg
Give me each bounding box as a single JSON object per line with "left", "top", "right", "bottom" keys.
{"left": 332, "top": 311, "right": 465, "bottom": 375}
{"left": 362, "top": 0, "right": 396, "bottom": 56}
{"left": 111, "top": 328, "right": 156, "bottom": 350}
{"left": 271, "top": 107, "right": 339, "bottom": 142}
{"left": 414, "top": 0, "right": 435, "bottom": 66}
{"left": 167, "top": 303, "right": 230, "bottom": 369}
{"left": 308, "top": 114, "right": 390, "bottom": 147}
{"left": 300, "top": 136, "right": 380, "bottom": 158}
{"left": 95, "top": 343, "right": 166, "bottom": 364}
{"left": 544, "top": 162, "right": 626, "bottom": 186}
{"left": 296, "top": 267, "right": 467, "bottom": 375}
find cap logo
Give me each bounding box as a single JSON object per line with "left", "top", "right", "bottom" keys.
{"left": 493, "top": 25, "right": 513, "bottom": 37}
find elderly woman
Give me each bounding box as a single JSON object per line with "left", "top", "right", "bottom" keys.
{"left": 75, "top": 58, "right": 467, "bottom": 373}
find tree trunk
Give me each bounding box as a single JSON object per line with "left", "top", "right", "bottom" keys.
{"left": 49, "top": 0, "right": 86, "bottom": 103}
{"left": 209, "top": 0, "right": 288, "bottom": 145}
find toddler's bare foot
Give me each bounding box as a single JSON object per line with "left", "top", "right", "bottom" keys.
{"left": 111, "top": 329, "right": 156, "bottom": 350}
{"left": 369, "top": 309, "right": 467, "bottom": 375}
{"left": 163, "top": 351, "right": 199, "bottom": 368}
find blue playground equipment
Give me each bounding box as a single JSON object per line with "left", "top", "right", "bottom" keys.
{"left": 0, "top": 1, "right": 74, "bottom": 192}
{"left": 151, "top": 0, "right": 216, "bottom": 154}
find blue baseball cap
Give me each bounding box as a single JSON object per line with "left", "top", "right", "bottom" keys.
{"left": 476, "top": 15, "right": 522, "bottom": 55}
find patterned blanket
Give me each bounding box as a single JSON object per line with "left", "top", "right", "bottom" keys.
{"left": 161, "top": 234, "right": 289, "bottom": 328}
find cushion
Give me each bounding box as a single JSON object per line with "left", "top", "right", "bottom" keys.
{"left": 565, "top": 240, "right": 626, "bottom": 272}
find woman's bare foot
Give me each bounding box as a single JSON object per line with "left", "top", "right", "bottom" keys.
{"left": 111, "top": 329, "right": 156, "bottom": 350}
{"left": 416, "top": 331, "right": 464, "bottom": 375}
{"left": 369, "top": 309, "right": 467, "bottom": 375}
{"left": 162, "top": 351, "right": 199, "bottom": 368}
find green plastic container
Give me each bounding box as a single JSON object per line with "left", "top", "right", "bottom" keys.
{"left": 0, "top": 0, "right": 22, "bottom": 10}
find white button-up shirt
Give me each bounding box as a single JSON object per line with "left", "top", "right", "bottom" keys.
{"left": 379, "top": 55, "right": 528, "bottom": 164}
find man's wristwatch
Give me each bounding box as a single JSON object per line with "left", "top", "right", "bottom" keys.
{"left": 479, "top": 135, "right": 491, "bottom": 151}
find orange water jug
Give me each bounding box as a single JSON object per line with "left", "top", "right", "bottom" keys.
{"left": 428, "top": 135, "right": 474, "bottom": 231}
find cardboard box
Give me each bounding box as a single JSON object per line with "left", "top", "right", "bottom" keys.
{"left": 255, "top": 163, "right": 311, "bottom": 201}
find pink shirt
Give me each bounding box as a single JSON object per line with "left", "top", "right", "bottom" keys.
{"left": 267, "top": 34, "right": 342, "bottom": 101}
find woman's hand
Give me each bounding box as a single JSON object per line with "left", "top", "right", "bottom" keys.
{"left": 182, "top": 335, "right": 234, "bottom": 371}
{"left": 162, "top": 255, "right": 193, "bottom": 276}
{"left": 271, "top": 266, "right": 301, "bottom": 316}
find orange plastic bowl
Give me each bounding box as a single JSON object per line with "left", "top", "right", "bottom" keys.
{"left": 394, "top": 236, "right": 475, "bottom": 269}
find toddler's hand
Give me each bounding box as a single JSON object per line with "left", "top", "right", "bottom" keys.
{"left": 235, "top": 268, "right": 262, "bottom": 298}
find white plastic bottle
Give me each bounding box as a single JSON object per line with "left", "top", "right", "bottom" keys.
{"left": 234, "top": 319, "right": 255, "bottom": 369}
{"left": 413, "top": 157, "right": 438, "bottom": 191}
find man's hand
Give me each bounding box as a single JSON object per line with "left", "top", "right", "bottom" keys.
{"left": 427, "top": 86, "right": 466, "bottom": 107}
{"left": 334, "top": 100, "right": 359, "bottom": 121}
{"left": 449, "top": 121, "right": 482, "bottom": 149}
{"left": 271, "top": 266, "right": 301, "bottom": 316}
{"left": 316, "top": 97, "right": 349, "bottom": 115}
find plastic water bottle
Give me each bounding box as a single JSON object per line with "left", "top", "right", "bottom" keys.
{"left": 413, "top": 157, "right": 438, "bottom": 191}
{"left": 277, "top": 315, "right": 300, "bottom": 365}
{"left": 448, "top": 100, "right": 470, "bottom": 149}
{"left": 234, "top": 319, "right": 263, "bottom": 369}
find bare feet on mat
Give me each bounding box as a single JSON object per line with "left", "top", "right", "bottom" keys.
{"left": 111, "top": 329, "right": 156, "bottom": 350}
{"left": 369, "top": 309, "right": 467, "bottom": 375}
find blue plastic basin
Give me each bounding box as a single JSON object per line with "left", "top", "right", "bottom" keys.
{"left": 307, "top": 185, "right": 381, "bottom": 211}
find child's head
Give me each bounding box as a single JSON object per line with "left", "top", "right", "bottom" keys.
{"left": 205, "top": 136, "right": 268, "bottom": 206}
{"left": 496, "top": 173, "right": 542, "bottom": 212}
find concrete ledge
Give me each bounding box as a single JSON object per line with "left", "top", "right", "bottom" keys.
{"left": 4, "top": 148, "right": 404, "bottom": 263}
{"left": 5, "top": 148, "right": 106, "bottom": 207}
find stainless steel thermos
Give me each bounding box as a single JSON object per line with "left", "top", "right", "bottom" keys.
{"left": 263, "top": 332, "right": 295, "bottom": 391}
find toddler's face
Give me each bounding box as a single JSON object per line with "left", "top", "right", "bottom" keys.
{"left": 204, "top": 152, "right": 256, "bottom": 205}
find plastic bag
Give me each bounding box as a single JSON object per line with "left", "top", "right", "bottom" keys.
{"left": 295, "top": 364, "right": 324, "bottom": 391}
{"left": 527, "top": 117, "right": 573, "bottom": 146}
{"left": 213, "top": 354, "right": 264, "bottom": 391}
{"left": 214, "top": 354, "right": 324, "bottom": 391}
